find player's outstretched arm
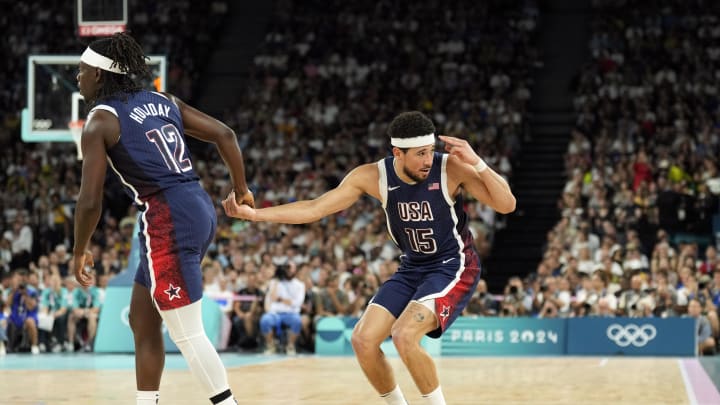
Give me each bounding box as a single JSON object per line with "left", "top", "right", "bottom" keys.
{"left": 169, "top": 94, "right": 254, "bottom": 207}
{"left": 223, "top": 164, "right": 377, "bottom": 223}
{"left": 440, "top": 135, "right": 516, "bottom": 214}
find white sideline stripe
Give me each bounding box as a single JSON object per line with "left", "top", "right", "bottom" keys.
{"left": 678, "top": 359, "right": 699, "bottom": 405}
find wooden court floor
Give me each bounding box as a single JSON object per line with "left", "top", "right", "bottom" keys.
{"left": 0, "top": 356, "right": 703, "bottom": 404}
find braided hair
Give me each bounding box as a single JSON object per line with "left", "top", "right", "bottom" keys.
{"left": 87, "top": 32, "right": 152, "bottom": 104}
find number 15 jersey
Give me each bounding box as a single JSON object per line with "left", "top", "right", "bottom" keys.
{"left": 378, "top": 152, "right": 475, "bottom": 268}
{"left": 90, "top": 90, "right": 199, "bottom": 204}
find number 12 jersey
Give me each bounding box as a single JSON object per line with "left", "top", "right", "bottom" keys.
{"left": 90, "top": 90, "right": 199, "bottom": 205}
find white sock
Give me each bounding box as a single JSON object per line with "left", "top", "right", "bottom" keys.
{"left": 380, "top": 385, "right": 408, "bottom": 405}
{"left": 136, "top": 390, "right": 159, "bottom": 405}
{"left": 422, "top": 386, "right": 446, "bottom": 405}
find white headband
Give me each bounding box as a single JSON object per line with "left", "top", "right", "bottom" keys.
{"left": 390, "top": 133, "right": 436, "bottom": 149}
{"left": 80, "top": 47, "right": 127, "bottom": 75}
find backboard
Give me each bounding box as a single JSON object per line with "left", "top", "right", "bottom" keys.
{"left": 22, "top": 55, "right": 166, "bottom": 142}
{"left": 77, "top": 0, "right": 127, "bottom": 37}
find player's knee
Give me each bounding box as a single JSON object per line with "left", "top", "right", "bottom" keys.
{"left": 350, "top": 328, "right": 377, "bottom": 355}
{"left": 350, "top": 330, "right": 367, "bottom": 354}
{"left": 161, "top": 303, "right": 205, "bottom": 344}
{"left": 390, "top": 327, "right": 418, "bottom": 355}
{"left": 128, "top": 308, "right": 144, "bottom": 334}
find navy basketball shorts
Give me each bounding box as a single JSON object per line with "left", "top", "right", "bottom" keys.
{"left": 371, "top": 251, "right": 481, "bottom": 338}
{"left": 134, "top": 184, "right": 216, "bottom": 310}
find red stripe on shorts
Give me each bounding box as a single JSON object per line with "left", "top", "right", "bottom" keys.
{"left": 435, "top": 254, "right": 480, "bottom": 331}
{"left": 145, "top": 195, "right": 191, "bottom": 309}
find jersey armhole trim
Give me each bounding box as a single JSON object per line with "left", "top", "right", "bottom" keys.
{"left": 152, "top": 91, "right": 179, "bottom": 109}
{"left": 377, "top": 159, "right": 388, "bottom": 208}
{"left": 440, "top": 154, "right": 454, "bottom": 206}
{"left": 89, "top": 104, "right": 121, "bottom": 144}
{"left": 90, "top": 104, "right": 118, "bottom": 117}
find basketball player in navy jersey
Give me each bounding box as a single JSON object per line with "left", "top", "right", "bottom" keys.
{"left": 223, "top": 111, "right": 516, "bottom": 405}
{"left": 71, "top": 32, "right": 252, "bottom": 405}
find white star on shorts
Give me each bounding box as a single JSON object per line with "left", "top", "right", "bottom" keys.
{"left": 164, "top": 284, "right": 182, "bottom": 301}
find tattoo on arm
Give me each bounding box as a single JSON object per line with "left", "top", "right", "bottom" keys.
{"left": 414, "top": 312, "right": 426, "bottom": 322}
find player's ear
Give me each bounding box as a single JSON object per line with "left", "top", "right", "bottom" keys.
{"left": 391, "top": 146, "right": 403, "bottom": 158}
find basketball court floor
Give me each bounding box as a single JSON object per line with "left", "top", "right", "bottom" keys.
{"left": 1, "top": 353, "right": 719, "bottom": 404}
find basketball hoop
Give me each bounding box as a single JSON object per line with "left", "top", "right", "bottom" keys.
{"left": 69, "top": 120, "right": 85, "bottom": 160}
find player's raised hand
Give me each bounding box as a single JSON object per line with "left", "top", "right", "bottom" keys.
{"left": 439, "top": 135, "right": 487, "bottom": 172}
{"left": 72, "top": 250, "right": 94, "bottom": 287}
{"left": 222, "top": 190, "right": 257, "bottom": 220}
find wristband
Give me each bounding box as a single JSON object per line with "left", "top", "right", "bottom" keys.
{"left": 473, "top": 158, "right": 488, "bottom": 172}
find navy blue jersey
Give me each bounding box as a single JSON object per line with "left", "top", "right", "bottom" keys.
{"left": 378, "top": 152, "right": 474, "bottom": 267}
{"left": 90, "top": 91, "right": 199, "bottom": 203}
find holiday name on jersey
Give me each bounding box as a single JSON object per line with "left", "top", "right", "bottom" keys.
{"left": 129, "top": 103, "right": 172, "bottom": 124}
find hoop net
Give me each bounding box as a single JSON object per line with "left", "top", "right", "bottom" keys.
{"left": 69, "top": 119, "right": 85, "bottom": 161}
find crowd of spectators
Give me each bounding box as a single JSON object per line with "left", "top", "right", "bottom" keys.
{"left": 198, "top": 0, "right": 538, "bottom": 353}
{"left": 211, "top": 0, "right": 537, "bottom": 258}
{"left": 0, "top": 0, "right": 228, "bottom": 354}
{"left": 484, "top": 0, "right": 720, "bottom": 356}
{"left": 0, "top": 259, "right": 109, "bottom": 355}
{"left": 4, "top": 0, "right": 719, "bottom": 359}
{"left": 1, "top": 0, "right": 538, "bottom": 354}
{"left": 0, "top": 0, "right": 228, "bottom": 144}
{"left": 4, "top": 0, "right": 719, "bottom": 360}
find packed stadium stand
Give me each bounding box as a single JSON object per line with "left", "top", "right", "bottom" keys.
{"left": 1, "top": 0, "right": 718, "bottom": 363}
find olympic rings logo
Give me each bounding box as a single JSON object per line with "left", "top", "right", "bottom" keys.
{"left": 606, "top": 323, "right": 657, "bottom": 347}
